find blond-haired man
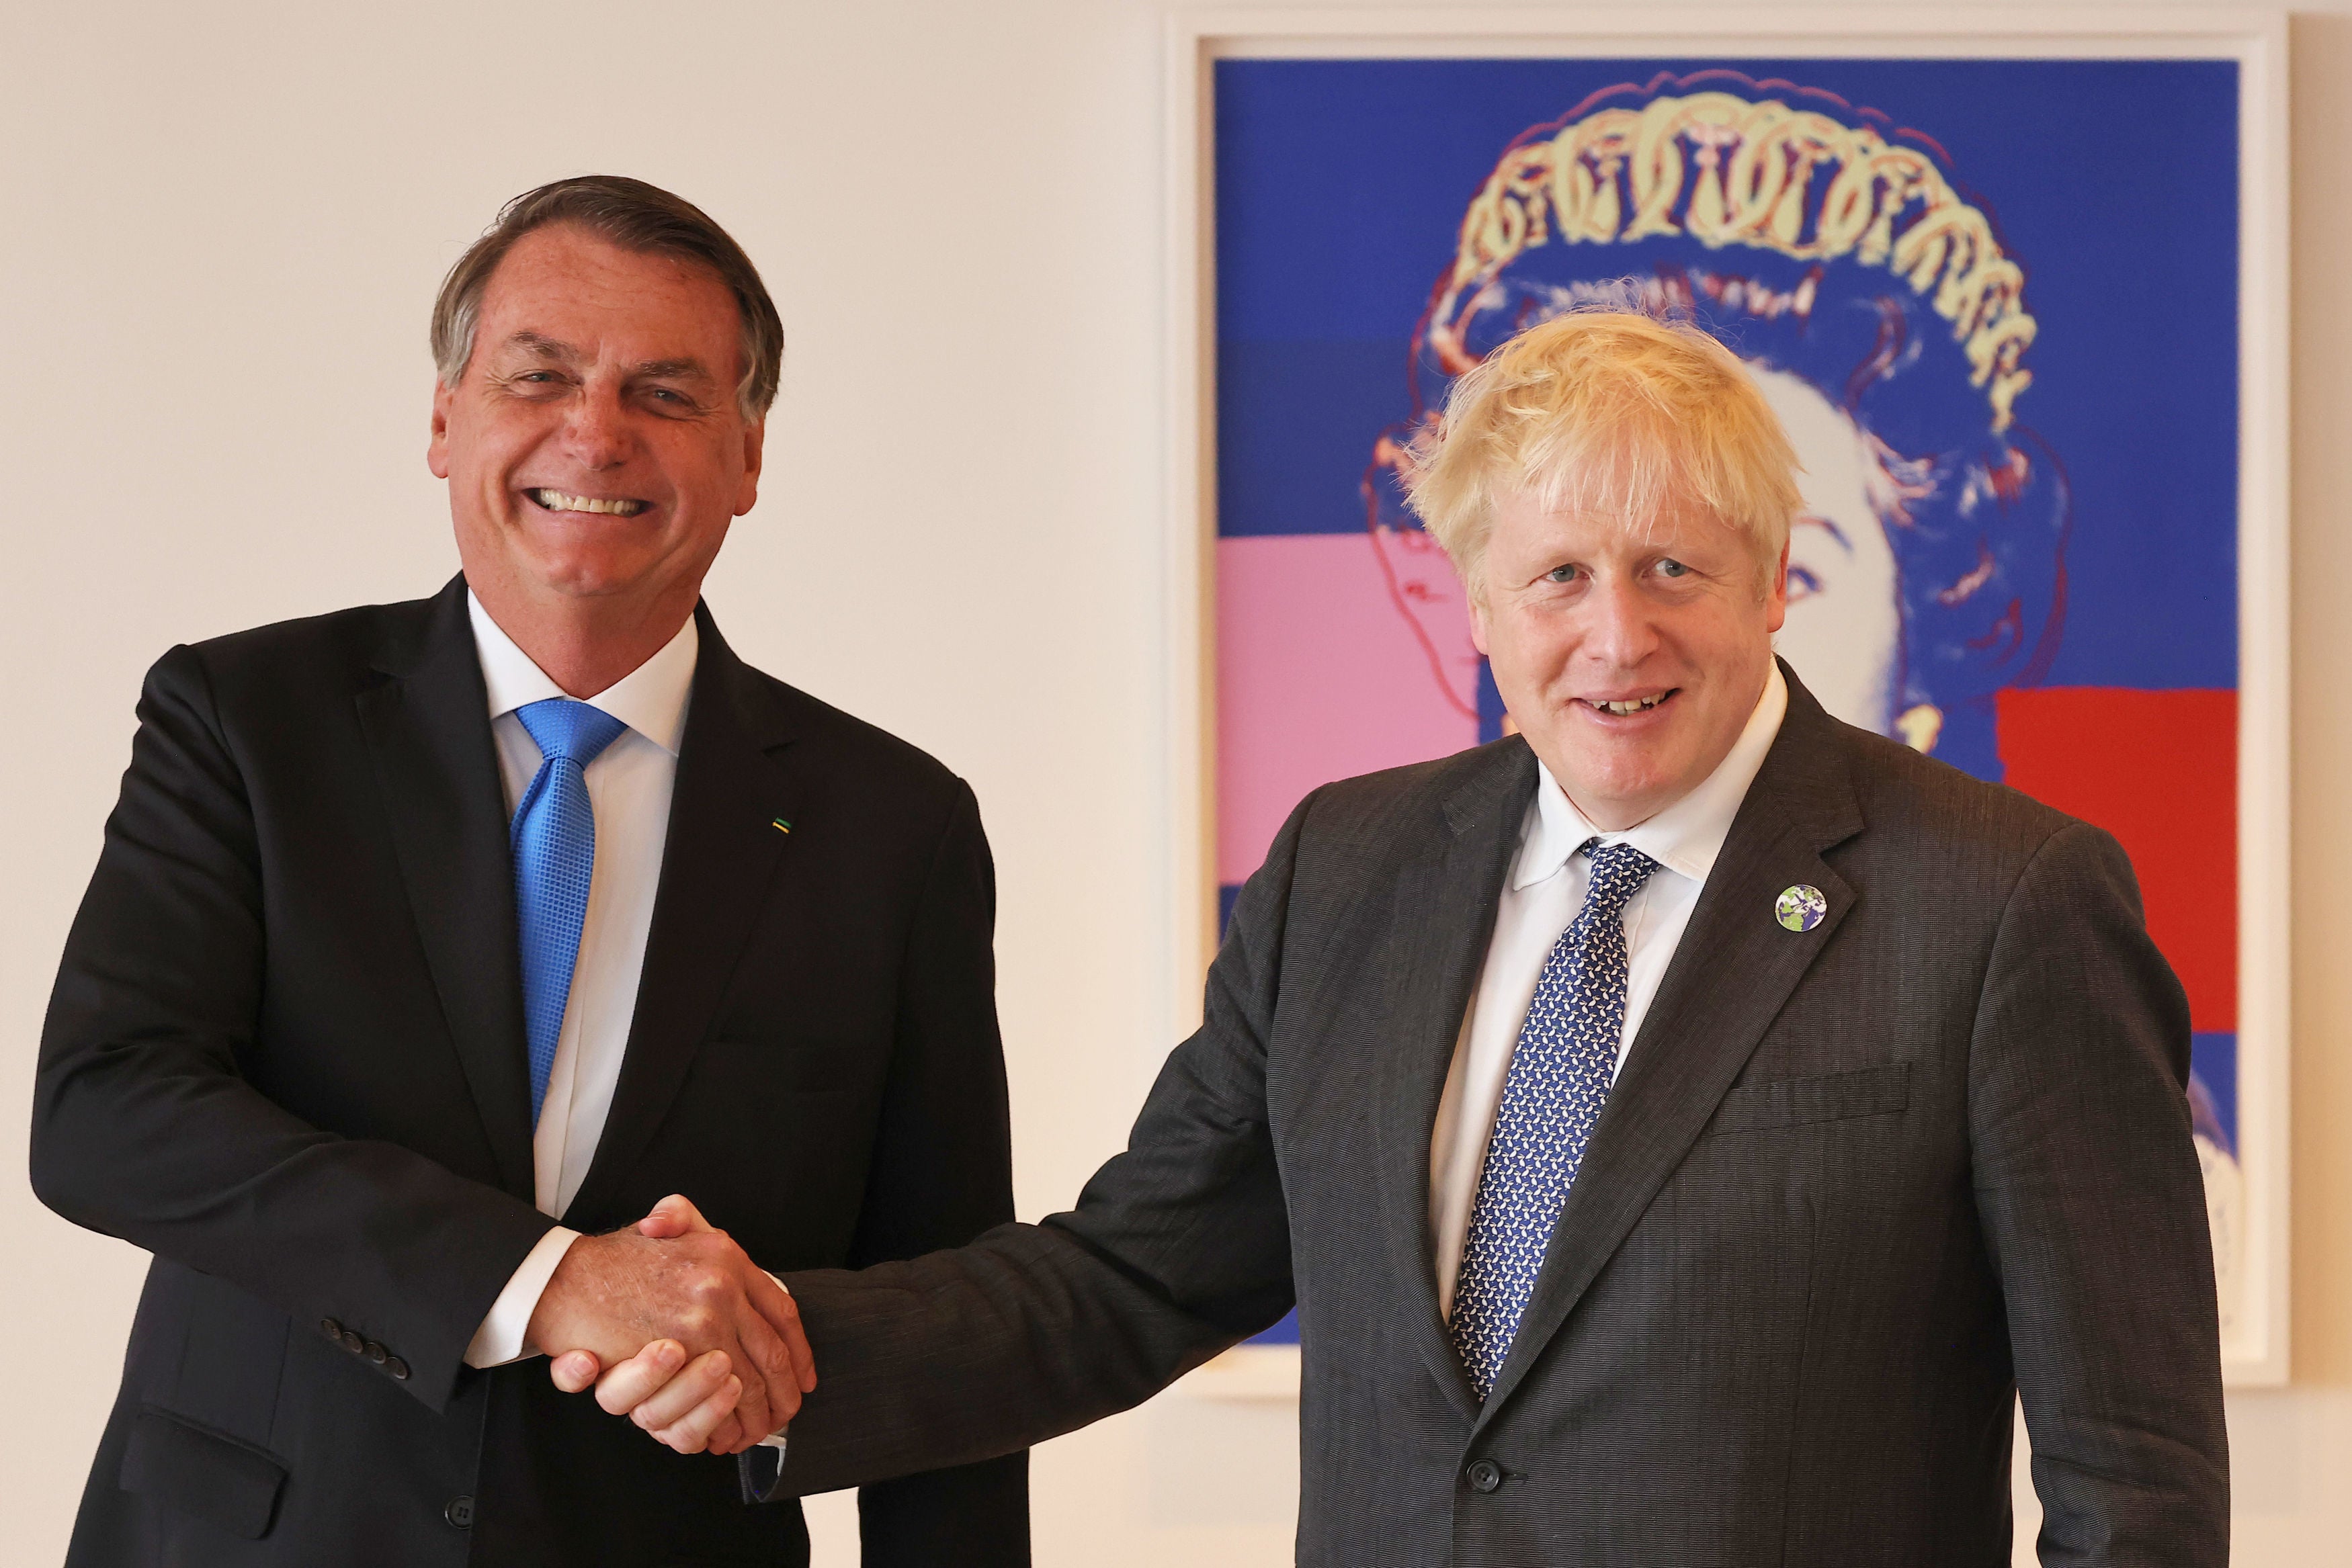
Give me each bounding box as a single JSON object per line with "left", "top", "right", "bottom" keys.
{"left": 595, "top": 312, "right": 2230, "bottom": 1565}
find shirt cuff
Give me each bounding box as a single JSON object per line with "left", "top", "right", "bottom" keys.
{"left": 758, "top": 1270, "right": 792, "bottom": 1446}
{"left": 464, "top": 1226, "right": 582, "bottom": 1368}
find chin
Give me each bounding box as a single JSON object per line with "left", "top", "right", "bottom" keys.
{"left": 1597, "top": 772, "right": 1682, "bottom": 810}
{"left": 509, "top": 529, "right": 659, "bottom": 584}
{"left": 524, "top": 559, "right": 655, "bottom": 601}
{"left": 1576, "top": 750, "right": 1696, "bottom": 810}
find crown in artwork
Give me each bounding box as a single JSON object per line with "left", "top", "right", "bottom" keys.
{"left": 1432, "top": 87, "right": 2038, "bottom": 431}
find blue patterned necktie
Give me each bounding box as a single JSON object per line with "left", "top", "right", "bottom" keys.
{"left": 1450, "top": 837, "right": 1660, "bottom": 1399}
{"left": 511, "top": 698, "right": 630, "bottom": 1126}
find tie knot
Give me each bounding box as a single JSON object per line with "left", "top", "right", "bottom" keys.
{"left": 1579, "top": 838, "right": 1660, "bottom": 917}
{"left": 516, "top": 698, "right": 630, "bottom": 769}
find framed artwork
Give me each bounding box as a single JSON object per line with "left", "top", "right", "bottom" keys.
{"left": 1165, "top": 8, "right": 2289, "bottom": 1390}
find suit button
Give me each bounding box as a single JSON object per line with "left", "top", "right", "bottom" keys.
{"left": 341, "top": 1330, "right": 365, "bottom": 1354}
{"left": 1464, "top": 1458, "right": 1503, "bottom": 1493}
{"left": 364, "top": 1341, "right": 388, "bottom": 1364}
{"left": 386, "top": 1356, "right": 411, "bottom": 1381}
{"left": 321, "top": 1317, "right": 343, "bottom": 1342}
{"left": 444, "top": 1494, "right": 474, "bottom": 1529}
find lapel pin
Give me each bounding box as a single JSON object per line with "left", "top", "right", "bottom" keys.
{"left": 1775, "top": 884, "right": 1826, "bottom": 932}
{"left": 770, "top": 817, "right": 792, "bottom": 835}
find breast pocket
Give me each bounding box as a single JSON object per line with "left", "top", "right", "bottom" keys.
{"left": 1705, "top": 1062, "right": 1911, "bottom": 1136}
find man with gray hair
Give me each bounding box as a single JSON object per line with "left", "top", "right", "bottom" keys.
{"left": 32, "top": 175, "right": 1029, "bottom": 1565}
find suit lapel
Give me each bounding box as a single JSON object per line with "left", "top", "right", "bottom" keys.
{"left": 355, "top": 577, "right": 536, "bottom": 1199}
{"left": 1472, "top": 668, "right": 1864, "bottom": 1427}
{"left": 564, "top": 607, "right": 800, "bottom": 1225}
{"left": 1370, "top": 740, "right": 1537, "bottom": 1426}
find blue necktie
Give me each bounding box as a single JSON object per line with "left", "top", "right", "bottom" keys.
{"left": 1450, "top": 838, "right": 1659, "bottom": 1399}
{"left": 511, "top": 698, "right": 630, "bottom": 1127}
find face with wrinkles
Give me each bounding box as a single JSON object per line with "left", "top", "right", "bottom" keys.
{"left": 1472, "top": 490, "right": 1786, "bottom": 830}
{"left": 427, "top": 223, "right": 761, "bottom": 621}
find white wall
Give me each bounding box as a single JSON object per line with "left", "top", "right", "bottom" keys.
{"left": 1, "top": 3, "right": 2346, "bottom": 1563}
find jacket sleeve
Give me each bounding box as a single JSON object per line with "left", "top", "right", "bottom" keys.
{"left": 28, "top": 644, "right": 554, "bottom": 1412}
{"left": 1968, "top": 821, "right": 2230, "bottom": 1565}
{"left": 774, "top": 787, "right": 1312, "bottom": 1497}
{"left": 846, "top": 781, "right": 1029, "bottom": 1566}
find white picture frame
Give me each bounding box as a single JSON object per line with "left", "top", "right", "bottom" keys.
{"left": 1166, "top": 6, "right": 2290, "bottom": 1393}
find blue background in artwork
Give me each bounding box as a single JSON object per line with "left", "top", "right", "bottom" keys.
{"left": 1214, "top": 57, "right": 2240, "bottom": 691}
{"left": 2193, "top": 1032, "right": 2238, "bottom": 1152}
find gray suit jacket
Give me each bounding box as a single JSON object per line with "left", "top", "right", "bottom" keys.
{"left": 775, "top": 666, "right": 2228, "bottom": 1566}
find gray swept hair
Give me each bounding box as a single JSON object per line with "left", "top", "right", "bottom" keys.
{"left": 430, "top": 175, "right": 783, "bottom": 419}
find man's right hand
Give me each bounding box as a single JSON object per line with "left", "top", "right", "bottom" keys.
{"left": 526, "top": 1194, "right": 814, "bottom": 1454}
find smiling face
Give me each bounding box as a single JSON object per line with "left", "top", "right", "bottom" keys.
{"left": 427, "top": 223, "right": 762, "bottom": 648}
{"left": 1470, "top": 492, "right": 1786, "bottom": 830}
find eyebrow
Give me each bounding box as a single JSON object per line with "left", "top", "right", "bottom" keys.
{"left": 496, "top": 333, "right": 716, "bottom": 384}
{"left": 503, "top": 331, "right": 579, "bottom": 362}
{"left": 1794, "top": 511, "right": 1854, "bottom": 554}
{"left": 632, "top": 357, "right": 715, "bottom": 384}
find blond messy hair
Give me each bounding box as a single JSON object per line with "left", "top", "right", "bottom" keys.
{"left": 1403, "top": 309, "right": 1804, "bottom": 601}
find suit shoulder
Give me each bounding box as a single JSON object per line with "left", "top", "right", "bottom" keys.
{"left": 159, "top": 592, "right": 445, "bottom": 703}
{"left": 1835, "top": 714, "right": 2096, "bottom": 866}
{"left": 1295, "top": 737, "right": 1527, "bottom": 840}
{"left": 733, "top": 663, "right": 967, "bottom": 804}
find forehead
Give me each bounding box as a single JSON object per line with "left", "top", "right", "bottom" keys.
{"left": 474, "top": 224, "right": 740, "bottom": 363}
{"left": 1486, "top": 484, "right": 1755, "bottom": 562}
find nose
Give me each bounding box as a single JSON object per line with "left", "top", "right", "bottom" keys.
{"left": 1583, "top": 573, "right": 1661, "bottom": 670}
{"left": 563, "top": 384, "right": 633, "bottom": 470}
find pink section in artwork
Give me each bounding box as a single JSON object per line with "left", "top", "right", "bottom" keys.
{"left": 1217, "top": 533, "right": 1482, "bottom": 884}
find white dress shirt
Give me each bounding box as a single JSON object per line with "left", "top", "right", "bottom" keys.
{"left": 1429, "top": 664, "right": 1788, "bottom": 1318}
{"left": 462, "top": 591, "right": 697, "bottom": 1367}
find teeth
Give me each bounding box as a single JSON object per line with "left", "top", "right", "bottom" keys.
{"left": 1597, "top": 695, "right": 1668, "bottom": 715}
{"left": 532, "top": 488, "right": 646, "bottom": 517}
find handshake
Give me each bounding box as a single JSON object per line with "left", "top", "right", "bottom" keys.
{"left": 525, "top": 1194, "right": 814, "bottom": 1458}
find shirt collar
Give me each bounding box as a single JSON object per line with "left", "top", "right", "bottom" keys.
{"left": 1513, "top": 660, "right": 1790, "bottom": 891}
{"left": 466, "top": 589, "right": 698, "bottom": 757}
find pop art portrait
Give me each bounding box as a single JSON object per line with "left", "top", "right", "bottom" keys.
{"left": 1208, "top": 52, "right": 2275, "bottom": 1368}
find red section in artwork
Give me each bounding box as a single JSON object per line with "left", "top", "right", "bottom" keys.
{"left": 1994, "top": 687, "right": 2236, "bottom": 1031}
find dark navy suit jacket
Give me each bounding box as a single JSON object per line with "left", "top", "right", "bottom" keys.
{"left": 34, "top": 576, "right": 1029, "bottom": 1566}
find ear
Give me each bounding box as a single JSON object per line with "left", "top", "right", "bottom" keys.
{"left": 1763, "top": 538, "right": 1790, "bottom": 635}
{"left": 734, "top": 416, "right": 765, "bottom": 517}
{"left": 1467, "top": 589, "right": 1491, "bottom": 658}
{"left": 427, "top": 378, "right": 455, "bottom": 480}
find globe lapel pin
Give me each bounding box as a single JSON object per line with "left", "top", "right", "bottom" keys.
{"left": 1775, "top": 884, "right": 1827, "bottom": 932}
